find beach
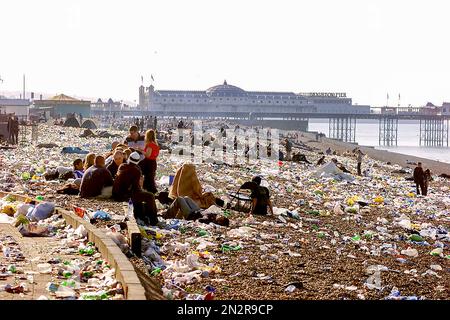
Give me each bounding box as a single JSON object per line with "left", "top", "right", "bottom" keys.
{"left": 0, "top": 122, "right": 449, "bottom": 300}
{"left": 300, "top": 130, "right": 450, "bottom": 175}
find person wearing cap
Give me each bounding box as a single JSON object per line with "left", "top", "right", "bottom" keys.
{"left": 250, "top": 176, "right": 273, "bottom": 216}
{"left": 112, "top": 151, "right": 158, "bottom": 225}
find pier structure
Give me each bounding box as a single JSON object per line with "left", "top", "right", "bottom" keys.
{"left": 419, "top": 117, "right": 448, "bottom": 147}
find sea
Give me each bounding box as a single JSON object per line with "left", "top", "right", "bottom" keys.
{"left": 308, "top": 119, "right": 450, "bottom": 164}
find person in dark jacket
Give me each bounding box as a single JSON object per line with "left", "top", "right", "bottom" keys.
{"left": 316, "top": 155, "right": 326, "bottom": 166}
{"left": 423, "top": 169, "right": 432, "bottom": 196}
{"left": 112, "top": 151, "right": 158, "bottom": 225}
{"left": 250, "top": 176, "right": 273, "bottom": 216}
{"left": 413, "top": 162, "right": 425, "bottom": 195}
{"left": 106, "top": 149, "right": 124, "bottom": 179}
{"left": 79, "top": 156, "right": 114, "bottom": 198}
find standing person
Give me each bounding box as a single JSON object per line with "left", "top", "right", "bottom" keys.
{"left": 423, "top": 169, "right": 432, "bottom": 196}
{"left": 285, "top": 138, "right": 292, "bottom": 161}
{"left": 12, "top": 117, "right": 19, "bottom": 145}
{"left": 357, "top": 149, "right": 364, "bottom": 176}
{"left": 112, "top": 151, "right": 158, "bottom": 225}
{"left": 7, "top": 116, "right": 14, "bottom": 144}
{"left": 140, "top": 129, "right": 160, "bottom": 194}
{"left": 139, "top": 117, "right": 145, "bottom": 132}
{"left": 413, "top": 162, "right": 425, "bottom": 195}
{"left": 153, "top": 116, "right": 158, "bottom": 131}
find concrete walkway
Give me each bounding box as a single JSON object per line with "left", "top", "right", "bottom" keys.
{"left": 0, "top": 223, "right": 81, "bottom": 300}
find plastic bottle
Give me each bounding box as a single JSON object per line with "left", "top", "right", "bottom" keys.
{"left": 409, "top": 234, "right": 423, "bottom": 242}
{"left": 430, "top": 248, "right": 443, "bottom": 257}
{"left": 287, "top": 211, "right": 300, "bottom": 220}
{"left": 401, "top": 248, "right": 418, "bottom": 257}
{"left": 127, "top": 199, "right": 134, "bottom": 219}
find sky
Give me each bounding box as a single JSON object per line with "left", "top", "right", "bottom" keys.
{"left": 0, "top": 0, "right": 449, "bottom": 106}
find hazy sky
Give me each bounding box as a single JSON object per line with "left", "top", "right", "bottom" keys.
{"left": 0, "top": 0, "right": 449, "bottom": 106}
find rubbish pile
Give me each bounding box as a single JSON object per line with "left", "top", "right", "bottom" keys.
{"left": 0, "top": 196, "right": 124, "bottom": 300}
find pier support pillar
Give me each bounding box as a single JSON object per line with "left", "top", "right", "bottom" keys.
{"left": 419, "top": 118, "right": 448, "bottom": 146}
{"left": 378, "top": 116, "right": 398, "bottom": 146}
{"left": 328, "top": 116, "right": 356, "bottom": 143}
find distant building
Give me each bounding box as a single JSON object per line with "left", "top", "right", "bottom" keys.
{"left": 0, "top": 98, "right": 31, "bottom": 119}
{"left": 138, "top": 80, "right": 370, "bottom": 119}
{"left": 33, "top": 94, "right": 91, "bottom": 118}
{"left": 92, "top": 98, "right": 121, "bottom": 110}
{"left": 442, "top": 102, "right": 450, "bottom": 115}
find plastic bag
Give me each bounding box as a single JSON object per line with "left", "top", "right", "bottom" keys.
{"left": 26, "top": 202, "right": 55, "bottom": 222}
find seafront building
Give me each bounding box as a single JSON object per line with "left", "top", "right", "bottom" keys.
{"left": 138, "top": 80, "right": 371, "bottom": 118}
{"left": 0, "top": 98, "right": 31, "bottom": 119}
{"left": 33, "top": 94, "right": 91, "bottom": 118}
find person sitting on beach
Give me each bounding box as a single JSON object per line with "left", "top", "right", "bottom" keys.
{"left": 316, "top": 156, "right": 326, "bottom": 166}
{"left": 104, "top": 141, "right": 121, "bottom": 165}
{"left": 413, "top": 162, "right": 425, "bottom": 196}
{"left": 331, "top": 158, "right": 352, "bottom": 174}
{"left": 325, "top": 147, "right": 332, "bottom": 155}
{"left": 249, "top": 176, "right": 273, "bottom": 216}
{"left": 73, "top": 158, "right": 84, "bottom": 179}
{"left": 112, "top": 151, "right": 158, "bottom": 225}
{"left": 124, "top": 125, "right": 145, "bottom": 151}
{"left": 161, "top": 196, "right": 230, "bottom": 226}
{"left": 107, "top": 149, "right": 124, "bottom": 179}
{"left": 83, "top": 153, "right": 96, "bottom": 172}
{"left": 79, "top": 156, "right": 114, "bottom": 198}
{"left": 292, "top": 152, "right": 312, "bottom": 164}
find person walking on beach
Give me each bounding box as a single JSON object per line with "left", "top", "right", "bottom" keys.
{"left": 285, "top": 138, "right": 292, "bottom": 161}
{"left": 356, "top": 149, "right": 364, "bottom": 176}
{"left": 413, "top": 162, "right": 425, "bottom": 196}
{"left": 423, "top": 169, "right": 432, "bottom": 196}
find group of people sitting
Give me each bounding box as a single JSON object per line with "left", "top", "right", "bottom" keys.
{"left": 53, "top": 125, "right": 277, "bottom": 226}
